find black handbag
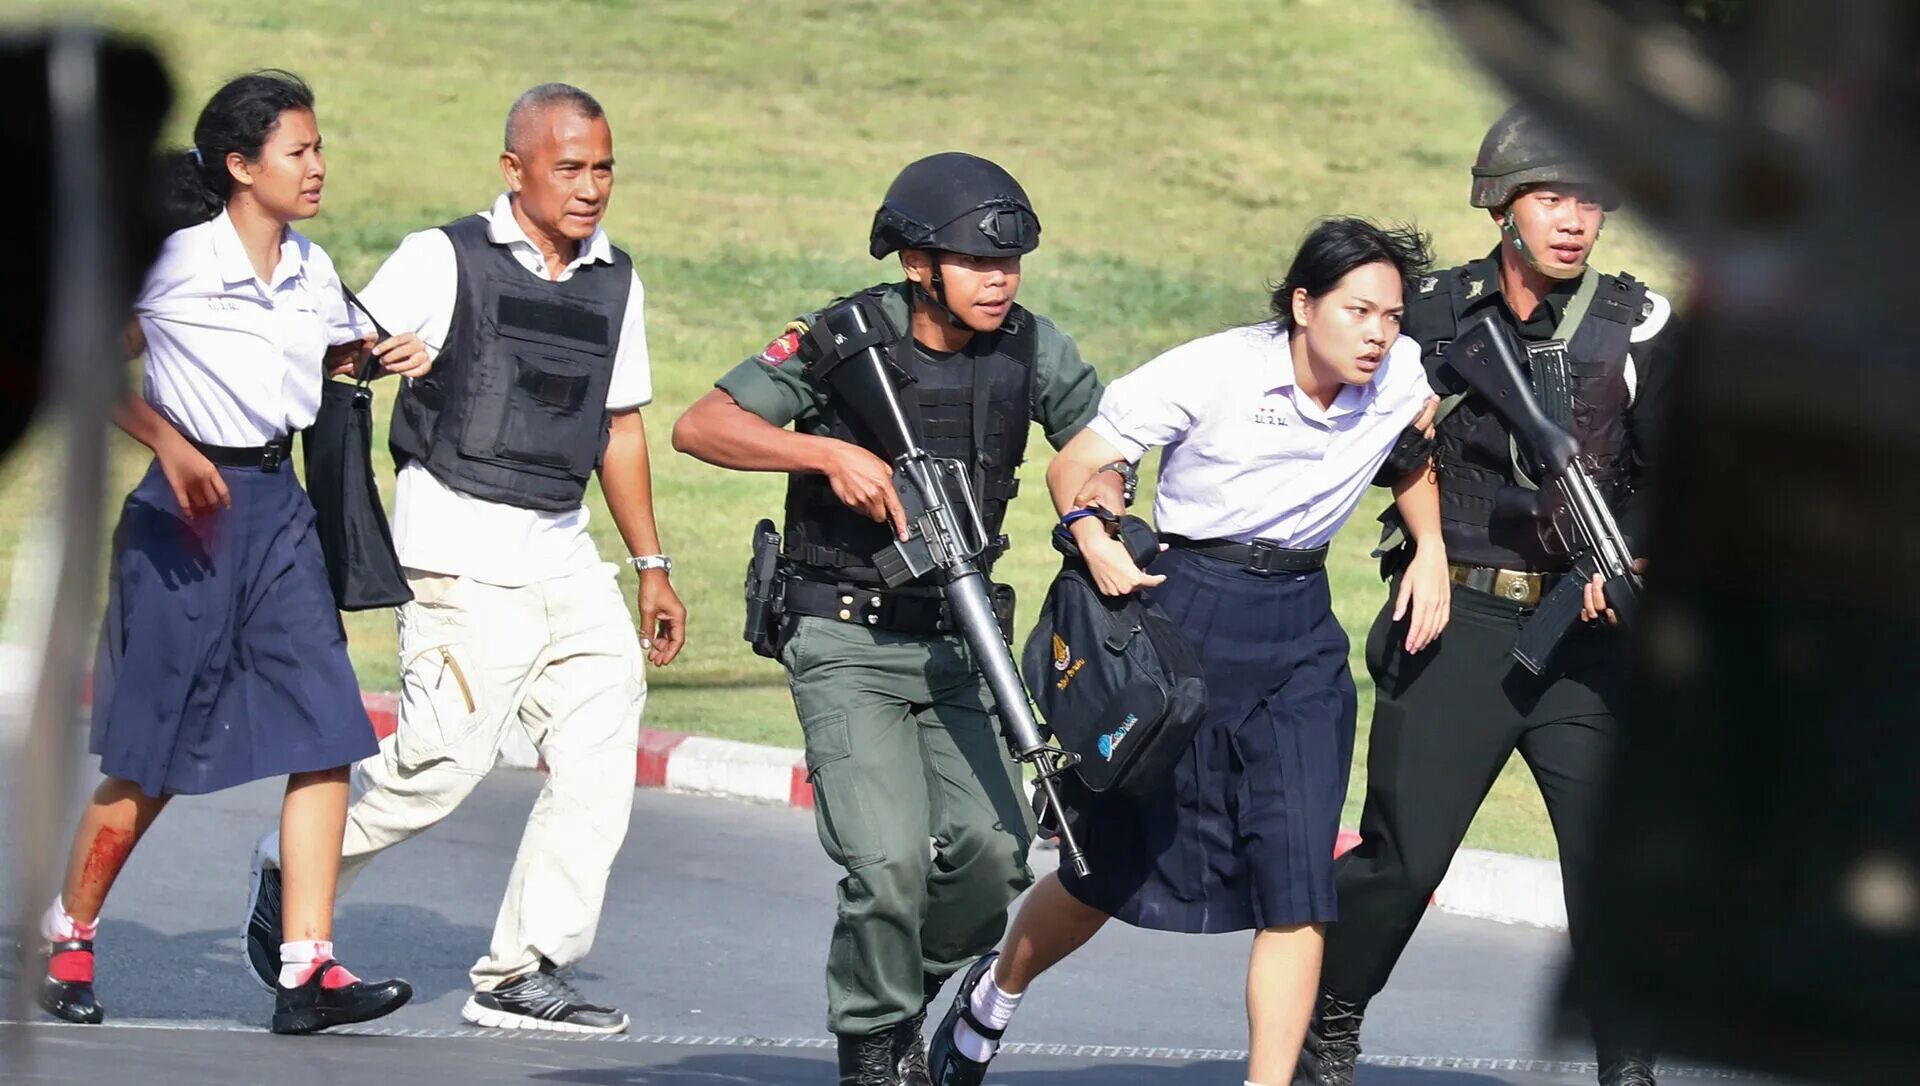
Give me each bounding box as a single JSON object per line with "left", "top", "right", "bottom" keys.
{"left": 300, "top": 284, "right": 412, "bottom": 611}
{"left": 1021, "top": 513, "right": 1208, "bottom": 801}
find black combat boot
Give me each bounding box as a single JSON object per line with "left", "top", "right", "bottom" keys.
{"left": 838, "top": 1030, "right": 902, "bottom": 1086}
{"left": 925, "top": 953, "right": 1004, "bottom": 1086}
{"left": 1293, "top": 991, "right": 1367, "bottom": 1086}
{"left": 1598, "top": 1049, "right": 1657, "bottom": 1086}
{"left": 893, "top": 1010, "right": 933, "bottom": 1086}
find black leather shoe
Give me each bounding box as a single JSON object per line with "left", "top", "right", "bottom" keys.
{"left": 893, "top": 1010, "right": 932, "bottom": 1086}
{"left": 39, "top": 938, "right": 104, "bottom": 1024}
{"left": 270, "top": 960, "right": 412, "bottom": 1034}
{"left": 926, "top": 953, "right": 1004, "bottom": 1086}
{"left": 1599, "top": 1050, "right": 1657, "bottom": 1086}
{"left": 837, "top": 1029, "right": 902, "bottom": 1086}
{"left": 1294, "top": 991, "right": 1367, "bottom": 1086}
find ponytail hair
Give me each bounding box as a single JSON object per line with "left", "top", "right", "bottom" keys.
{"left": 155, "top": 69, "right": 314, "bottom": 232}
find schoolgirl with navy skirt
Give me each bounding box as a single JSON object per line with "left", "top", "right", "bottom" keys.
{"left": 924, "top": 219, "right": 1456, "bottom": 1086}
{"left": 36, "top": 70, "right": 428, "bottom": 1035}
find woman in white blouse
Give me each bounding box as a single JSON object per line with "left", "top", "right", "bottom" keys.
{"left": 929, "top": 218, "right": 1452, "bottom": 1086}
{"left": 38, "top": 70, "right": 426, "bottom": 1035}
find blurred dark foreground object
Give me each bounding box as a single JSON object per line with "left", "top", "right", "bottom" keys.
{"left": 0, "top": 29, "right": 171, "bottom": 455}
{"left": 1430, "top": 1, "right": 1920, "bottom": 1082}
{"left": 0, "top": 26, "right": 171, "bottom": 1051}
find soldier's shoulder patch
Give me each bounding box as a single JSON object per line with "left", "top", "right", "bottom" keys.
{"left": 1417, "top": 275, "right": 1439, "bottom": 295}
{"left": 758, "top": 321, "right": 808, "bottom": 366}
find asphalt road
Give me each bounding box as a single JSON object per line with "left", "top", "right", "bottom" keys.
{"left": 0, "top": 751, "right": 1766, "bottom": 1085}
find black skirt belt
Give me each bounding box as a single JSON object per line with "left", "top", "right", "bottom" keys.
{"left": 1162, "top": 533, "right": 1329, "bottom": 575}
{"left": 190, "top": 435, "right": 293, "bottom": 471}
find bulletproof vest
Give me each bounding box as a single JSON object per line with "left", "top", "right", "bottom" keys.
{"left": 389, "top": 215, "right": 632, "bottom": 513}
{"left": 782, "top": 285, "right": 1037, "bottom": 587}
{"left": 1411, "top": 264, "right": 1644, "bottom": 571}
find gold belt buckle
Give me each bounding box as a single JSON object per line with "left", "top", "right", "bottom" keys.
{"left": 1448, "top": 563, "right": 1543, "bottom": 606}
{"left": 1492, "top": 568, "right": 1542, "bottom": 607}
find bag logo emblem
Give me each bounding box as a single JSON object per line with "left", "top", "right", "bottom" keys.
{"left": 1097, "top": 713, "right": 1139, "bottom": 761}
{"left": 1051, "top": 633, "right": 1085, "bottom": 691}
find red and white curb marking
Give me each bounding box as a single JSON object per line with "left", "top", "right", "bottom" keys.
{"left": 361, "top": 692, "right": 1565, "bottom": 931}
{"left": 361, "top": 693, "right": 815, "bottom": 808}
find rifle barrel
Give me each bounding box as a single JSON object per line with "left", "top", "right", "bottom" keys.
{"left": 944, "top": 569, "right": 1091, "bottom": 875}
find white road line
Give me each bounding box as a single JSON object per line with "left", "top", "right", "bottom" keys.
{"left": 0, "top": 1018, "right": 1773, "bottom": 1078}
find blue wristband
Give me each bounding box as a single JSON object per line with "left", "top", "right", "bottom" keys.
{"left": 1060, "top": 508, "right": 1102, "bottom": 528}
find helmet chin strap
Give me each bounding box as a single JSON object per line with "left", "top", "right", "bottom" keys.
{"left": 911, "top": 251, "right": 970, "bottom": 329}
{"left": 1502, "top": 213, "right": 1586, "bottom": 281}
{"left": 906, "top": 255, "right": 967, "bottom": 331}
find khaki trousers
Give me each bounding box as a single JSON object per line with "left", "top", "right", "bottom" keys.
{"left": 341, "top": 562, "right": 645, "bottom": 989}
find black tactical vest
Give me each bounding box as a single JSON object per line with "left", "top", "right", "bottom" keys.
{"left": 1410, "top": 264, "right": 1645, "bottom": 571}
{"left": 389, "top": 215, "right": 632, "bottom": 512}
{"left": 782, "top": 285, "right": 1037, "bottom": 587}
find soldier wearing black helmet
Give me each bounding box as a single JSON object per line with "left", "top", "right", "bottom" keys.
{"left": 673, "top": 152, "right": 1109, "bottom": 1086}
{"left": 1294, "top": 109, "right": 1680, "bottom": 1086}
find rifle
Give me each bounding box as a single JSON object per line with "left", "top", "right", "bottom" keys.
{"left": 1444, "top": 312, "right": 1642, "bottom": 674}
{"left": 802, "top": 295, "right": 1091, "bottom": 876}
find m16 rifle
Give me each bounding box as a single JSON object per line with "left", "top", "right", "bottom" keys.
{"left": 801, "top": 295, "right": 1091, "bottom": 876}
{"left": 1444, "top": 312, "right": 1642, "bottom": 674}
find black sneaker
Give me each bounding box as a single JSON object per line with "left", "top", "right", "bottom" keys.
{"left": 893, "top": 1010, "right": 932, "bottom": 1086}
{"left": 1599, "top": 1050, "right": 1658, "bottom": 1086}
{"left": 270, "top": 959, "right": 412, "bottom": 1035}
{"left": 1294, "top": 991, "right": 1367, "bottom": 1086}
{"left": 461, "top": 960, "right": 629, "bottom": 1034}
{"left": 242, "top": 834, "right": 280, "bottom": 991}
{"left": 39, "top": 938, "right": 104, "bottom": 1024}
{"left": 837, "top": 1030, "right": 903, "bottom": 1086}
{"left": 925, "top": 953, "right": 1004, "bottom": 1086}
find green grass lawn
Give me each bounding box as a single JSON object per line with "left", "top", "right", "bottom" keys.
{"left": 1, "top": 0, "right": 1681, "bottom": 856}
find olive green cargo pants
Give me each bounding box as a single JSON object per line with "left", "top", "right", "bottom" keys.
{"left": 781, "top": 615, "right": 1037, "bottom": 1037}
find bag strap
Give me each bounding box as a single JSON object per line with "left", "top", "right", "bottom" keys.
{"left": 1103, "top": 595, "right": 1145, "bottom": 653}
{"left": 338, "top": 283, "right": 390, "bottom": 386}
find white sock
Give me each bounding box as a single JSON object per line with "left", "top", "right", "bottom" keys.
{"left": 278, "top": 939, "right": 333, "bottom": 988}
{"left": 954, "top": 962, "right": 1023, "bottom": 1062}
{"left": 41, "top": 896, "right": 95, "bottom": 942}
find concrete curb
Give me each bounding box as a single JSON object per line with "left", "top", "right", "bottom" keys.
{"left": 361, "top": 692, "right": 816, "bottom": 808}
{"left": 359, "top": 692, "right": 1565, "bottom": 932}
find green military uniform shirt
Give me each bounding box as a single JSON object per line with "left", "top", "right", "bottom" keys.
{"left": 715, "top": 281, "right": 1103, "bottom": 450}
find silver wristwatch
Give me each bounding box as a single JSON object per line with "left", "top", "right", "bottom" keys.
{"left": 1095, "top": 459, "right": 1139, "bottom": 505}
{"left": 627, "top": 554, "right": 673, "bottom": 574}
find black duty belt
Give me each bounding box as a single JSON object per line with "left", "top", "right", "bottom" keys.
{"left": 1163, "top": 534, "right": 1328, "bottom": 575}
{"left": 191, "top": 435, "right": 293, "bottom": 472}
{"left": 783, "top": 578, "right": 952, "bottom": 635}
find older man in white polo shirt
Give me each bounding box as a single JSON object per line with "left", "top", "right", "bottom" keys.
{"left": 243, "top": 83, "right": 685, "bottom": 1035}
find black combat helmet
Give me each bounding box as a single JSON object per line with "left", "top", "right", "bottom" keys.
{"left": 1470, "top": 107, "right": 1621, "bottom": 211}
{"left": 869, "top": 152, "right": 1041, "bottom": 260}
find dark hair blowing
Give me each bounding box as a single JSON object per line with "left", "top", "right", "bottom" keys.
{"left": 156, "top": 69, "right": 315, "bottom": 232}
{"left": 1269, "top": 217, "right": 1432, "bottom": 331}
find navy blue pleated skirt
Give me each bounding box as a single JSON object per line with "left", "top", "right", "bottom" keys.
{"left": 1058, "top": 547, "right": 1358, "bottom": 932}
{"left": 89, "top": 458, "right": 378, "bottom": 798}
